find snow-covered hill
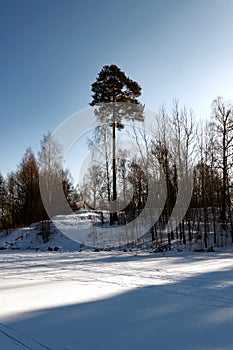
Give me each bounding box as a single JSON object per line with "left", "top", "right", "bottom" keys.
{"left": 1, "top": 209, "right": 232, "bottom": 254}
{"left": 0, "top": 210, "right": 109, "bottom": 252}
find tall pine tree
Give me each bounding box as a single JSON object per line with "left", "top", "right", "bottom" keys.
{"left": 90, "top": 64, "right": 143, "bottom": 223}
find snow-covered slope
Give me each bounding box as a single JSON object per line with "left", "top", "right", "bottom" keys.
{"left": 0, "top": 210, "right": 109, "bottom": 251}
{"left": 1, "top": 210, "right": 231, "bottom": 253}
{"left": 0, "top": 224, "right": 80, "bottom": 251}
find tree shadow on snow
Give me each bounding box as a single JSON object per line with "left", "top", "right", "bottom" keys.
{"left": 4, "top": 268, "right": 233, "bottom": 350}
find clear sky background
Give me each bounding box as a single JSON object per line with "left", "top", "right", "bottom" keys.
{"left": 1, "top": 0, "right": 233, "bottom": 178}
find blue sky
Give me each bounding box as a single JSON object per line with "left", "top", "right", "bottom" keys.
{"left": 1, "top": 0, "right": 233, "bottom": 177}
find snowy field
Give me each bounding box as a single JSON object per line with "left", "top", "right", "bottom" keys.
{"left": 0, "top": 250, "right": 233, "bottom": 350}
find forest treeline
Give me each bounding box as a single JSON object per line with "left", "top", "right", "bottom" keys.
{"left": 0, "top": 133, "right": 79, "bottom": 231}
{"left": 0, "top": 96, "right": 232, "bottom": 249}
{"left": 81, "top": 96, "right": 233, "bottom": 249}
{"left": 1, "top": 64, "right": 233, "bottom": 250}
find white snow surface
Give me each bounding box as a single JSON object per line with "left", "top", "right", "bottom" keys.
{"left": 0, "top": 249, "right": 233, "bottom": 349}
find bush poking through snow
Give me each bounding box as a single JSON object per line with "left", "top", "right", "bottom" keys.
{"left": 38, "top": 220, "right": 51, "bottom": 243}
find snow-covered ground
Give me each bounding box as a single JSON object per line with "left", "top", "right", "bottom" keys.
{"left": 0, "top": 249, "right": 233, "bottom": 349}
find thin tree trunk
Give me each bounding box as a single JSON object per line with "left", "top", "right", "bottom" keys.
{"left": 111, "top": 105, "right": 118, "bottom": 224}
{"left": 104, "top": 127, "right": 111, "bottom": 203}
